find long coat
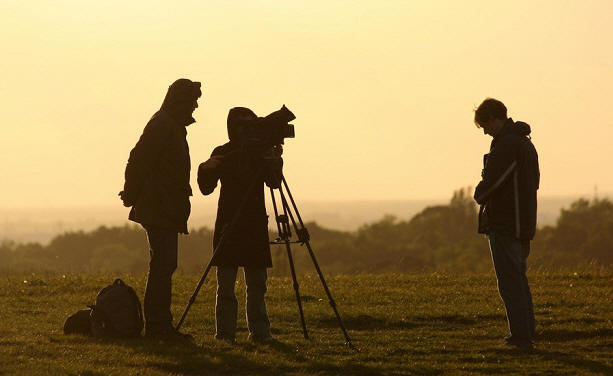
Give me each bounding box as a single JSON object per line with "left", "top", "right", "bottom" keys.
{"left": 198, "top": 143, "right": 281, "bottom": 267}
{"left": 123, "top": 110, "right": 192, "bottom": 234}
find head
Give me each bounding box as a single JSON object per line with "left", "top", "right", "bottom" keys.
{"left": 474, "top": 98, "right": 507, "bottom": 137}
{"left": 227, "top": 107, "right": 257, "bottom": 141}
{"left": 160, "top": 78, "right": 202, "bottom": 126}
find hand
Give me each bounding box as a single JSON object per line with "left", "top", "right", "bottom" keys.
{"left": 272, "top": 144, "right": 283, "bottom": 158}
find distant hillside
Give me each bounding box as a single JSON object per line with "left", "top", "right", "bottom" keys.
{"left": 2, "top": 190, "right": 611, "bottom": 275}
{"left": 0, "top": 194, "right": 608, "bottom": 244}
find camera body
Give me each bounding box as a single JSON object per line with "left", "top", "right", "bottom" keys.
{"left": 244, "top": 105, "right": 296, "bottom": 147}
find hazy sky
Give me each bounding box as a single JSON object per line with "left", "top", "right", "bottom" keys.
{"left": 1, "top": 0, "right": 612, "bottom": 208}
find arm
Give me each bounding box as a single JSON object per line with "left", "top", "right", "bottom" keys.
{"left": 197, "top": 147, "right": 227, "bottom": 195}
{"left": 121, "top": 119, "right": 169, "bottom": 206}
{"left": 474, "top": 138, "right": 517, "bottom": 205}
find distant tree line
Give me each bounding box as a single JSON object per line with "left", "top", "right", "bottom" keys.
{"left": 1, "top": 189, "right": 611, "bottom": 275}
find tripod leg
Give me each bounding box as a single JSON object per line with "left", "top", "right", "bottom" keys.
{"left": 303, "top": 240, "right": 354, "bottom": 349}
{"left": 284, "top": 240, "right": 309, "bottom": 339}
{"left": 270, "top": 187, "right": 308, "bottom": 339}
{"left": 269, "top": 187, "right": 283, "bottom": 237}
{"left": 278, "top": 182, "right": 355, "bottom": 349}
{"left": 176, "top": 263, "right": 213, "bottom": 331}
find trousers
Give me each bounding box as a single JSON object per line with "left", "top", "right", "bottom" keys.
{"left": 488, "top": 232, "right": 535, "bottom": 340}
{"left": 215, "top": 266, "right": 271, "bottom": 340}
{"left": 143, "top": 225, "right": 178, "bottom": 331}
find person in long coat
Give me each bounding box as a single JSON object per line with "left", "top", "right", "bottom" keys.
{"left": 120, "top": 78, "right": 202, "bottom": 340}
{"left": 198, "top": 106, "right": 282, "bottom": 343}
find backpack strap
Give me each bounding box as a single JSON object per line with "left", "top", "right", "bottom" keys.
{"left": 89, "top": 304, "right": 111, "bottom": 337}
{"left": 125, "top": 285, "right": 144, "bottom": 335}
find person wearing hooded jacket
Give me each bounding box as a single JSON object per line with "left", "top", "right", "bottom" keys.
{"left": 119, "top": 78, "right": 202, "bottom": 340}
{"left": 197, "top": 107, "right": 282, "bottom": 344}
{"left": 473, "top": 98, "right": 540, "bottom": 348}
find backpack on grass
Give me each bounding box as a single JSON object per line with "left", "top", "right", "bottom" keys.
{"left": 90, "top": 278, "right": 144, "bottom": 337}
{"left": 63, "top": 278, "right": 144, "bottom": 337}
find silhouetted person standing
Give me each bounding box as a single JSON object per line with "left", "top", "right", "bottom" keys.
{"left": 197, "top": 107, "right": 282, "bottom": 344}
{"left": 120, "top": 78, "right": 202, "bottom": 340}
{"left": 473, "top": 98, "right": 540, "bottom": 348}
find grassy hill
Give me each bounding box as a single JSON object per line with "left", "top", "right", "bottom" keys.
{"left": 1, "top": 271, "right": 611, "bottom": 375}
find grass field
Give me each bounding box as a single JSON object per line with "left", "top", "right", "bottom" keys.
{"left": 1, "top": 271, "right": 611, "bottom": 375}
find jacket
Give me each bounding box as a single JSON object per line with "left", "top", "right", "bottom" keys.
{"left": 474, "top": 118, "right": 540, "bottom": 240}
{"left": 198, "top": 142, "right": 282, "bottom": 267}
{"left": 123, "top": 110, "right": 192, "bottom": 233}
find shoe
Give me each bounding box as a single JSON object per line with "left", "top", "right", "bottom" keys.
{"left": 248, "top": 334, "right": 277, "bottom": 344}
{"left": 504, "top": 336, "right": 534, "bottom": 349}
{"left": 146, "top": 327, "right": 194, "bottom": 342}
{"left": 214, "top": 335, "right": 236, "bottom": 345}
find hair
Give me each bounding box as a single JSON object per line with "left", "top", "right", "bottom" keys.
{"left": 474, "top": 98, "right": 507, "bottom": 127}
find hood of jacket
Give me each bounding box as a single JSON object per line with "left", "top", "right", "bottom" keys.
{"left": 496, "top": 117, "right": 531, "bottom": 139}
{"left": 226, "top": 107, "right": 257, "bottom": 141}
{"left": 160, "top": 78, "right": 202, "bottom": 127}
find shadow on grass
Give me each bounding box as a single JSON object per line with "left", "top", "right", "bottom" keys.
{"left": 413, "top": 314, "right": 476, "bottom": 325}
{"left": 313, "top": 314, "right": 417, "bottom": 330}
{"left": 89, "top": 336, "right": 380, "bottom": 375}
{"left": 534, "top": 349, "right": 613, "bottom": 375}
{"left": 312, "top": 313, "right": 505, "bottom": 332}
{"left": 485, "top": 340, "right": 613, "bottom": 375}
{"left": 93, "top": 337, "right": 253, "bottom": 374}
{"left": 538, "top": 328, "right": 613, "bottom": 342}
{"left": 0, "top": 339, "right": 26, "bottom": 346}
{"left": 548, "top": 317, "right": 607, "bottom": 325}
{"left": 472, "top": 313, "right": 506, "bottom": 321}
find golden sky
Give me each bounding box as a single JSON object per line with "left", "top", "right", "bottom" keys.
{"left": 1, "top": 0, "right": 612, "bottom": 208}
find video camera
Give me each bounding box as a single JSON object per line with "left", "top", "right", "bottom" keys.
{"left": 243, "top": 105, "right": 296, "bottom": 147}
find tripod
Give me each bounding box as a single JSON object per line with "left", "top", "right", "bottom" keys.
{"left": 175, "top": 169, "right": 354, "bottom": 348}
{"left": 267, "top": 175, "right": 353, "bottom": 348}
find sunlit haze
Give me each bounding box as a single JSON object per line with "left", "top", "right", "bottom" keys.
{"left": 2, "top": 0, "right": 612, "bottom": 209}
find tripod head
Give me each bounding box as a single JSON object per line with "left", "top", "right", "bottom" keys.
{"left": 268, "top": 175, "right": 311, "bottom": 246}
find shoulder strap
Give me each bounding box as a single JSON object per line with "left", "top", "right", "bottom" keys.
{"left": 125, "top": 284, "right": 144, "bottom": 334}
